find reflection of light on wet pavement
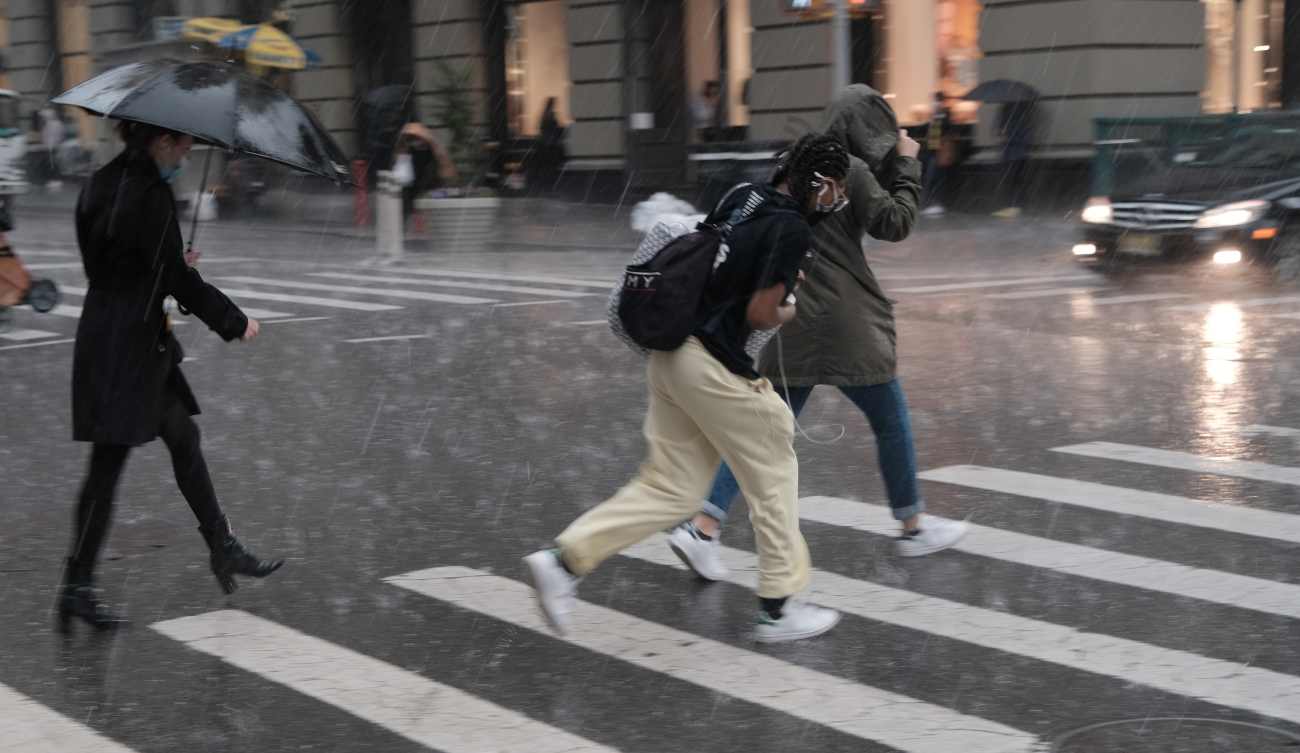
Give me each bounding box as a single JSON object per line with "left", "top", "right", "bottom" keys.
{"left": 1202, "top": 303, "right": 1244, "bottom": 386}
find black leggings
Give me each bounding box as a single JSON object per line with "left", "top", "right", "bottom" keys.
{"left": 69, "top": 389, "right": 225, "bottom": 569}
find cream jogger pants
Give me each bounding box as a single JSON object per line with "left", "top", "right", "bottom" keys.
{"left": 556, "top": 337, "right": 811, "bottom": 599}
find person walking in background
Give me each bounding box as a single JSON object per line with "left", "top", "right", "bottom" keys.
{"left": 692, "top": 81, "right": 722, "bottom": 142}
{"left": 668, "top": 86, "right": 970, "bottom": 583}
{"left": 59, "top": 120, "right": 283, "bottom": 632}
{"left": 535, "top": 97, "right": 567, "bottom": 191}
{"left": 921, "top": 91, "right": 952, "bottom": 218}
{"left": 993, "top": 100, "right": 1035, "bottom": 219}
{"left": 525, "top": 134, "right": 854, "bottom": 644}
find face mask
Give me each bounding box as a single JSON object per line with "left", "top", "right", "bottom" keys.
{"left": 159, "top": 160, "right": 184, "bottom": 184}
{"left": 812, "top": 173, "right": 848, "bottom": 214}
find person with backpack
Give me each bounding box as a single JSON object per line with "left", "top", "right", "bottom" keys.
{"left": 524, "top": 134, "right": 852, "bottom": 643}
{"left": 667, "top": 85, "right": 969, "bottom": 582}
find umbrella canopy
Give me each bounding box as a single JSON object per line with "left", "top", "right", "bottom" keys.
{"left": 962, "top": 79, "right": 1040, "bottom": 104}
{"left": 218, "top": 24, "right": 315, "bottom": 71}
{"left": 51, "top": 60, "right": 351, "bottom": 183}
{"left": 181, "top": 17, "right": 244, "bottom": 44}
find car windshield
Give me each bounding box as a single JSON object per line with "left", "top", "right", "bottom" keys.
{"left": 1094, "top": 115, "right": 1300, "bottom": 199}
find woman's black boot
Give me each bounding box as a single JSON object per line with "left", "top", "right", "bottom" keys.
{"left": 200, "top": 516, "right": 284, "bottom": 595}
{"left": 56, "top": 558, "right": 126, "bottom": 633}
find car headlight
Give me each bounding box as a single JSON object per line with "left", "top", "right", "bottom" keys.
{"left": 1194, "top": 200, "right": 1270, "bottom": 229}
{"left": 1081, "top": 198, "right": 1112, "bottom": 224}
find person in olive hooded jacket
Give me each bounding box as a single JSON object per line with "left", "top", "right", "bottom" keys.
{"left": 669, "top": 85, "right": 969, "bottom": 580}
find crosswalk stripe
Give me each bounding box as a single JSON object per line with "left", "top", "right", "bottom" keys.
{"left": 393, "top": 268, "right": 611, "bottom": 288}
{"left": 218, "top": 276, "right": 498, "bottom": 305}
{"left": 0, "top": 328, "right": 61, "bottom": 341}
{"left": 795, "top": 495, "right": 1300, "bottom": 620}
{"left": 9, "top": 249, "right": 75, "bottom": 258}
{"left": 891, "top": 275, "right": 1095, "bottom": 294}
{"left": 386, "top": 567, "right": 1040, "bottom": 753}
{"left": 179, "top": 289, "right": 399, "bottom": 312}
{"left": 985, "top": 286, "right": 1099, "bottom": 300}
{"left": 47, "top": 302, "right": 82, "bottom": 318}
{"left": 58, "top": 285, "right": 400, "bottom": 313}
{"left": 234, "top": 306, "right": 295, "bottom": 320}
{"left": 21, "top": 261, "right": 84, "bottom": 271}
{"left": 1054, "top": 441, "right": 1300, "bottom": 487}
{"left": 1245, "top": 424, "right": 1300, "bottom": 438}
{"left": 0, "top": 681, "right": 138, "bottom": 752}
{"left": 621, "top": 535, "right": 1300, "bottom": 726}
{"left": 152, "top": 610, "right": 619, "bottom": 753}
{"left": 1091, "top": 292, "right": 1192, "bottom": 305}
{"left": 919, "top": 465, "right": 1300, "bottom": 544}
{"left": 310, "top": 272, "right": 597, "bottom": 298}
{"left": 1166, "top": 295, "right": 1300, "bottom": 312}
{"left": 1268, "top": 312, "right": 1300, "bottom": 320}
{"left": 0, "top": 337, "right": 74, "bottom": 351}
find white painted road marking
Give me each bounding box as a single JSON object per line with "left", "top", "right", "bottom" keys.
{"left": 1244, "top": 424, "right": 1300, "bottom": 438}
{"left": 342, "top": 334, "right": 430, "bottom": 343}
{"left": 260, "top": 316, "right": 331, "bottom": 325}
{"left": 218, "top": 276, "right": 497, "bottom": 305}
{"left": 152, "top": 610, "right": 618, "bottom": 753}
{"left": 0, "top": 328, "right": 61, "bottom": 341}
{"left": 20, "top": 261, "right": 84, "bottom": 271}
{"left": 386, "top": 567, "right": 1041, "bottom": 753}
{"left": 1091, "top": 292, "right": 1192, "bottom": 305}
{"left": 393, "top": 268, "right": 611, "bottom": 288}
{"left": 1054, "top": 441, "right": 1300, "bottom": 487}
{"left": 795, "top": 495, "right": 1300, "bottom": 620}
{"left": 919, "top": 465, "right": 1300, "bottom": 544}
{"left": 0, "top": 681, "right": 138, "bottom": 752}
{"left": 1167, "top": 295, "right": 1300, "bottom": 312}
{"left": 310, "top": 272, "right": 597, "bottom": 298}
{"left": 986, "top": 286, "right": 1100, "bottom": 300}
{"left": 0, "top": 338, "right": 75, "bottom": 352}
{"left": 621, "top": 535, "right": 1300, "bottom": 726}
{"left": 892, "top": 275, "right": 1095, "bottom": 294}
{"left": 58, "top": 284, "right": 401, "bottom": 313}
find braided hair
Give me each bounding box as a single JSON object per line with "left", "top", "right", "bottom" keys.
{"left": 771, "top": 133, "right": 849, "bottom": 210}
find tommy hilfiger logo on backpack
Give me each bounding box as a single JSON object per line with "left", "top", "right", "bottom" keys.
{"left": 624, "top": 270, "right": 661, "bottom": 291}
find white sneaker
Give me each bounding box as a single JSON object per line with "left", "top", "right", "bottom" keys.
{"left": 522, "top": 549, "right": 579, "bottom": 635}
{"left": 668, "top": 522, "right": 729, "bottom": 581}
{"left": 753, "top": 601, "right": 841, "bottom": 643}
{"left": 895, "top": 516, "right": 969, "bottom": 557}
{"left": 921, "top": 204, "right": 946, "bottom": 217}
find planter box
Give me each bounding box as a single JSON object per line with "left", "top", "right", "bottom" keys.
{"left": 411, "top": 196, "right": 501, "bottom": 253}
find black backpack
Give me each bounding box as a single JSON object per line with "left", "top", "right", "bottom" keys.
{"left": 617, "top": 186, "right": 764, "bottom": 351}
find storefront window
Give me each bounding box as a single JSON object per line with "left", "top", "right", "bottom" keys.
{"left": 937, "top": 0, "right": 980, "bottom": 124}
{"left": 1203, "top": 0, "right": 1285, "bottom": 113}
{"left": 505, "top": 1, "right": 570, "bottom": 138}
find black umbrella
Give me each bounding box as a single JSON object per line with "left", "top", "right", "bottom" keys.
{"left": 52, "top": 59, "right": 351, "bottom": 182}
{"left": 962, "top": 79, "right": 1040, "bottom": 104}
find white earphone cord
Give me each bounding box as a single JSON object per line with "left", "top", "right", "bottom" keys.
{"left": 775, "top": 331, "right": 846, "bottom": 446}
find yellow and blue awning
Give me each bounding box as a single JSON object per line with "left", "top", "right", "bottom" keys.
{"left": 181, "top": 17, "right": 245, "bottom": 44}
{"left": 217, "top": 24, "right": 319, "bottom": 71}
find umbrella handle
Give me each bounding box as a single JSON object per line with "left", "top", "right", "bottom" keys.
{"left": 178, "top": 147, "right": 214, "bottom": 318}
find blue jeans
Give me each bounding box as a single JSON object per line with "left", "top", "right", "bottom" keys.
{"left": 701, "top": 379, "right": 924, "bottom": 524}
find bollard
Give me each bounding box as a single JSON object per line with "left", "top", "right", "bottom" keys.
{"left": 374, "top": 169, "right": 404, "bottom": 260}
{"left": 352, "top": 159, "right": 370, "bottom": 226}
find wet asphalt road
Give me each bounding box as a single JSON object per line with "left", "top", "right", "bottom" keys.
{"left": 1, "top": 198, "right": 1299, "bottom": 752}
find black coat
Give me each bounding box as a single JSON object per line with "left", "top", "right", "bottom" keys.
{"left": 72, "top": 150, "right": 247, "bottom": 446}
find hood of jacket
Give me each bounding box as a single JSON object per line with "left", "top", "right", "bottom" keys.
{"left": 824, "top": 84, "right": 899, "bottom": 171}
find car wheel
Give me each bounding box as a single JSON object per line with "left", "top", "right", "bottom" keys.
{"left": 1271, "top": 235, "right": 1300, "bottom": 284}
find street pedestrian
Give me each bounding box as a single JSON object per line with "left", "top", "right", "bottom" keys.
{"left": 59, "top": 120, "right": 283, "bottom": 632}
{"left": 921, "top": 91, "right": 953, "bottom": 217}
{"left": 668, "top": 85, "right": 969, "bottom": 582}
{"left": 993, "top": 99, "right": 1036, "bottom": 219}
{"left": 525, "top": 134, "right": 853, "bottom": 643}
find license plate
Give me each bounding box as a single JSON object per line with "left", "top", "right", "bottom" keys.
{"left": 1120, "top": 232, "right": 1162, "bottom": 257}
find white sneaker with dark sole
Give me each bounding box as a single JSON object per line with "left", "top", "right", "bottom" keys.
{"left": 668, "top": 522, "right": 729, "bottom": 581}
{"left": 753, "top": 601, "right": 841, "bottom": 643}
{"left": 522, "top": 549, "right": 579, "bottom": 635}
{"left": 896, "top": 516, "right": 969, "bottom": 557}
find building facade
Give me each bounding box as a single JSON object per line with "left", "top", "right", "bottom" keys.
{"left": 3, "top": 0, "right": 1299, "bottom": 188}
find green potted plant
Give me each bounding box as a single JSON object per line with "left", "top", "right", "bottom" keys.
{"left": 412, "top": 60, "right": 500, "bottom": 253}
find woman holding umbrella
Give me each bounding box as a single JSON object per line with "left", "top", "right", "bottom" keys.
{"left": 59, "top": 119, "right": 284, "bottom": 631}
